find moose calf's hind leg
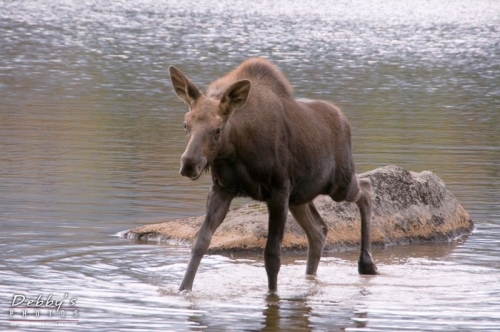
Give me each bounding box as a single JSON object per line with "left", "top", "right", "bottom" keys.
{"left": 355, "top": 177, "right": 378, "bottom": 275}
{"left": 289, "top": 203, "right": 327, "bottom": 276}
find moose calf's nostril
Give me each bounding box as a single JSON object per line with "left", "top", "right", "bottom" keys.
{"left": 180, "top": 155, "right": 201, "bottom": 178}
{"left": 180, "top": 163, "right": 194, "bottom": 177}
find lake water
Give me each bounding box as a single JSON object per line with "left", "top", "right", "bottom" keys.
{"left": 1, "top": 0, "right": 499, "bottom": 330}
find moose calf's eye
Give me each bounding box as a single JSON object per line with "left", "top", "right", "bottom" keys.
{"left": 214, "top": 127, "right": 222, "bottom": 140}
{"left": 183, "top": 122, "right": 187, "bottom": 130}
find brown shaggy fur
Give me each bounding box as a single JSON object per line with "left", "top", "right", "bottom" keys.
{"left": 168, "top": 58, "right": 378, "bottom": 293}
{"left": 207, "top": 58, "right": 293, "bottom": 100}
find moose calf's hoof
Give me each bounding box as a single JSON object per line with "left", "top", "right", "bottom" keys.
{"left": 358, "top": 260, "right": 378, "bottom": 275}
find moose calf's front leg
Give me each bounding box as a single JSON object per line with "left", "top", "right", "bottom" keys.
{"left": 264, "top": 196, "right": 289, "bottom": 293}
{"left": 179, "top": 185, "right": 233, "bottom": 292}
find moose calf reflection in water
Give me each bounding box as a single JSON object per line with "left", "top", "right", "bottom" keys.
{"left": 169, "top": 58, "right": 378, "bottom": 293}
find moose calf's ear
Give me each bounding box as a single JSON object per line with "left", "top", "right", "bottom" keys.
{"left": 219, "top": 80, "right": 251, "bottom": 116}
{"left": 169, "top": 66, "right": 202, "bottom": 107}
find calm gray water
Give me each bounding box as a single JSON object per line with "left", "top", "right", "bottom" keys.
{"left": 1, "top": 0, "right": 499, "bottom": 330}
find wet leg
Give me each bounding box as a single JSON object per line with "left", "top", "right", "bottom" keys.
{"left": 264, "top": 192, "right": 289, "bottom": 293}
{"left": 179, "top": 184, "right": 234, "bottom": 291}
{"left": 353, "top": 177, "right": 378, "bottom": 274}
{"left": 289, "top": 202, "right": 328, "bottom": 275}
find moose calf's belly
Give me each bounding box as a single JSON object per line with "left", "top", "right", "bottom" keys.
{"left": 213, "top": 161, "right": 356, "bottom": 204}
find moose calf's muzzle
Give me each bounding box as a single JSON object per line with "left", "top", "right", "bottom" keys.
{"left": 179, "top": 154, "right": 205, "bottom": 180}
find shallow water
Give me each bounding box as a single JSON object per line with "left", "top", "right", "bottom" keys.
{"left": 1, "top": 0, "right": 499, "bottom": 330}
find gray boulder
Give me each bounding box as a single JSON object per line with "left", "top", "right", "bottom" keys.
{"left": 121, "top": 165, "right": 473, "bottom": 252}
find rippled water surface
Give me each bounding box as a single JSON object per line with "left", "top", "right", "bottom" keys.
{"left": 1, "top": 0, "right": 499, "bottom": 330}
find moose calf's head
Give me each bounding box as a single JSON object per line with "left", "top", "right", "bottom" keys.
{"left": 169, "top": 66, "right": 251, "bottom": 180}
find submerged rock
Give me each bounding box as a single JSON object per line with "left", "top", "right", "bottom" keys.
{"left": 121, "top": 165, "right": 473, "bottom": 252}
